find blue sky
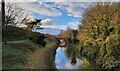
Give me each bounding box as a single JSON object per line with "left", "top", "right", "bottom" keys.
{"left": 14, "top": 1, "right": 120, "bottom": 30}
{"left": 11, "top": 1, "right": 119, "bottom": 35}
{"left": 30, "top": 2, "right": 83, "bottom": 30}
{"left": 15, "top": 2, "right": 90, "bottom": 30}
{"left": 32, "top": 9, "right": 80, "bottom": 26}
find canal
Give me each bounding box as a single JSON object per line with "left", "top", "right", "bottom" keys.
{"left": 55, "top": 47, "right": 101, "bottom": 69}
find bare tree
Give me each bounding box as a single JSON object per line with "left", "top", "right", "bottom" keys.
{"left": 5, "top": 3, "right": 32, "bottom": 26}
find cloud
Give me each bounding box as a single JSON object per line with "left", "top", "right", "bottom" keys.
{"left": 52, "top": 2, "right": 90, "bottom": 18}
{"left": 65, "top": 62, "right": 75, "bottom": 69}
{"left": 39, "top": 21, "right": 80, "bottom": 30}
{"left": 15, "top": 2, "right": 62, "bottom": 17}
{"left": 40, "top": 19, "right": 53, "bottom": 26}
{"left": 68, "top": 22, "right": 80, "bottom": 30}
{"left": 34, "top": 27, "right": 62, "bottom": 35}
{"left": 38, "top": 18, "right": 67, "bottom": 30}
{"left": 66, "top": 2, "right": 90, "bottom": 17}
{"left": 40, "top": 25, "right": 67, "bottom": 30}
{"left": 35, "top": 18, "right": 67, "bottom": 30}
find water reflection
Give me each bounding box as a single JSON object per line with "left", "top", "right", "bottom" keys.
{"left": 55, "top": 47, "right": 101, "bottom": 70}
{"left": 55, "top": 47, "right": 82, "bottom": 69}
{"left": 71, "top": 50, "right": 77, "bottom": 64}
{"left": 71, "top": 55, "right": 77, "bottom": 64}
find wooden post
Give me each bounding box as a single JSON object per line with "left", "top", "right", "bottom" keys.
{"left": 1, "top": 0, "right": 5, "bottom": 25}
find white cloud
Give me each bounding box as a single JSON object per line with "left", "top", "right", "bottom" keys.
{"left": 36, "top": 18, "right": 67, "bottom": 30}
{"left": 68, "top": 22, "right": 80, "bottom": 30}
{"left": 39, "top": 21, "right": 80, "bottom": 30}
{"left": 15, "top": 2, "right": 62, "bottom": 17}
{"left": 67, "top": 2, "right": 90, "bottom": 17}
{"left": 40, "top": 19, "right": 53, "bottom": 26}
{"left": 52, "top": 2, "right": 68, "bottom": 9}
{"left": 68, "top": 14, "right": 72, "bottom": 16}
{"left": 34, "top": 27, "right": 63, "bottom": 35}
{"left": 52, "top": 2, "right": 90, "bottom": 18}
{"left": 40, "top": 25, "right": 67, "bottom": 30}
{"left": 65, "top": 62, "right": 75, "bottom": 69}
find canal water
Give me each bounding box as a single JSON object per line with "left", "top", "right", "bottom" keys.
{"left": 55, "top": 47, "right": 100, "bottom": 69}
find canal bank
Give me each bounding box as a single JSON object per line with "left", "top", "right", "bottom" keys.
{"left": 24, "top": 40, "right": 58, "bottom": 69}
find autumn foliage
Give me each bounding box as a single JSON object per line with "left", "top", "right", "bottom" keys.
{"left": 77, "top": 3, "right": 120, "bottom": 69}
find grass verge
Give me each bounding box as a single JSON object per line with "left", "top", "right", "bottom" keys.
{"left": 2, "top": 40, "right": 41, "bottom": 69}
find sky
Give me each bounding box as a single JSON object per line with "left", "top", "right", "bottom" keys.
{"left": 15, "top": 2, "right": 91, "bottom": 30}
{"left": 5, "top": 0, "right": 120, "bottom": 35}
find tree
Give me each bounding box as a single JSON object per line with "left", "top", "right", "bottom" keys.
{"left": 4, "top": 3, "right": 32, "bottom": 26}
{"left": 59, "top": 27, "right": 77, "bottom": 46}
{"left": 26, "top": 19, "right": 42, "bottom": 31}
{"left": 77, "top": 2, "right": 119, "bottom": 69}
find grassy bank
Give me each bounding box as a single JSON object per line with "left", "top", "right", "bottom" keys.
{"left": 3, "top": 39, "right": 57, "bottom": 69}
{"left": 2, "top": 40, "right": 41, "bottom": 69}
{"left": 2, "top": 25, "right": 58, "bottom": 69}
{"left": 24, "top": 40, "right": 57, "bottom": 69}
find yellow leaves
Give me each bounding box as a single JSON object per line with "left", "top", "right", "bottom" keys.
{"left": 80, "top": 58, "right": 91, "bottom": 69}
{"left": 105, "top": 34, "right": 119, "bottom": 56}
{"left": 84, "top": 29, "right": 88, "bottom": 32}
{"left": 60, "top": 29, "right": 75, "bottom": 39}
{"left": 83, "top": 38, "right": 94, "bottom": 47}
{"left": 104, "top": 56, "right": 120, "bottom": 69}
{"left": 100, "top": 45, "right": 105, "bottom": 57}
{"left": 106, "top": 37, "right": 110, "bottom": 43}
{"left": 76, "top": 3, "right": 119, "bottom": 69}
{"left": 94, "top": 25, "right": 97, "bottom": 29}
{"left": 93, "top": 37, "right": 103, "bottom": 46}
{"left": 106, "top": 34, "right": 119, "bottom": 44}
